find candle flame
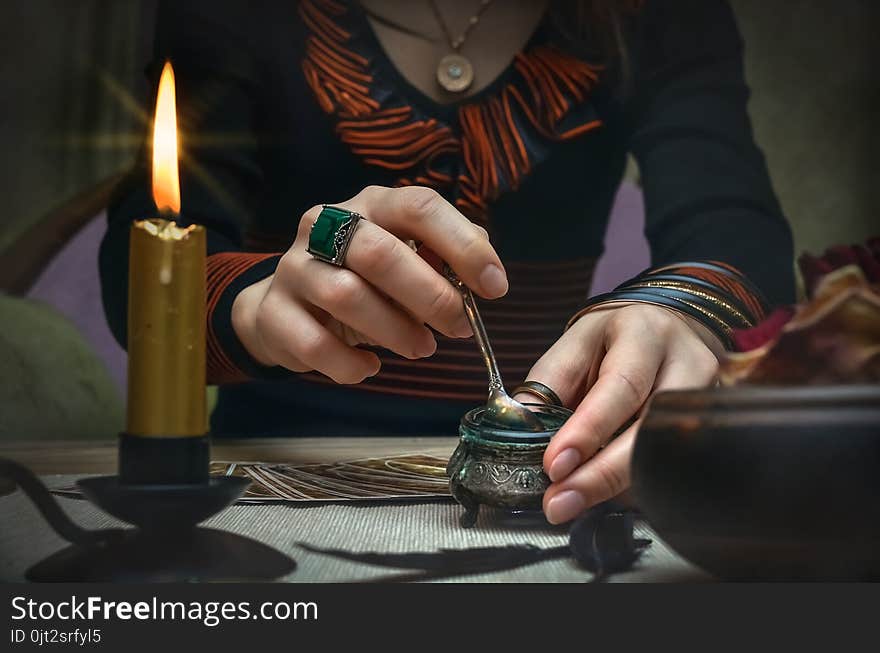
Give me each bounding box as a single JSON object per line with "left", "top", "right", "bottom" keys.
{"left": 152, "top": 61, "right": 180, "bottom": 214}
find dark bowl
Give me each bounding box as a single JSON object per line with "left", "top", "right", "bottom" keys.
{"left": 631, "top": 385, "right": 880, "bottom": 580}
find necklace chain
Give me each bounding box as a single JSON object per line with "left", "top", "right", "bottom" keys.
{"left": 428, "top": 0, "right": 494, "bottom": 51}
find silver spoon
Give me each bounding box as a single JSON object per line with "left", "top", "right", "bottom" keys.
{"left": 444, "top": 265, "right": 544, "bottom": 432}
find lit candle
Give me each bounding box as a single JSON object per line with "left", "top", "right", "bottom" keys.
{"left": 120, "top": 61, "right": 208, "bottom": 485}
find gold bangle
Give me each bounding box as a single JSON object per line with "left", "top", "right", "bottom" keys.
{"left": 565, "top": 300, "right": 633, "bottom": 330}
{"left": 647, "top": 292, "right": 734, "bottom": 337}
{"left": 566, "top": 297, "right": 675, "bottom": 330}
{"left": 624, "top": 280, "right": 753, "bottom": 326}
{"left": 566, "top": 297, "right": 733, "bottom": 346}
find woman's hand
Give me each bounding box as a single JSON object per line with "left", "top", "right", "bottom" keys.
{"left": 514, "top": 303, "right": 725, "bottom": 524}
{"left": 231, "top": 185, "right": 507, "bottom": 383}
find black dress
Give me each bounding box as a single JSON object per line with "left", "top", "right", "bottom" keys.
{"left": 100, "top": 0, "right": 795, "bottom": 437}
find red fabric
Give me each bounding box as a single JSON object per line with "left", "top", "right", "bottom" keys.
{"left": 733, "top": 236, "right": 879, "bottom": 351}
{"left": 798, "top": 237, "right": 880, "bottom": 298}
{"left": 730, "top": 306, "right": 795, "bottom": 352}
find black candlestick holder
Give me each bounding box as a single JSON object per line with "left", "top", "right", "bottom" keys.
{"left": 1, "top": 447, "right": 297, "bottom": 582}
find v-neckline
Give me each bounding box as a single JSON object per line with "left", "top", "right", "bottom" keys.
{"left": 297, "top": 0, "right": 605, "bottom": 221}
{"left": 348, "top": 0, "right": 551, "bottom": 124}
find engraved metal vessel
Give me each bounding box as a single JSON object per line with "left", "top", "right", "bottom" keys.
{"left": 447, "top": 403, "right": 572, "bottom": 527}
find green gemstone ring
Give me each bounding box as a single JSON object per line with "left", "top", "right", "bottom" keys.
{"left": 306, "top": 205, "right": 362, "bottom": 266}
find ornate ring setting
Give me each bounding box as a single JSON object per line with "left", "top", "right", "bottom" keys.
{"left": 306, "top": 205, "right": 362, "bottom": 266}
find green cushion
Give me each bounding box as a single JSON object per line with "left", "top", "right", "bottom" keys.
{"left": 0, "top": 295, "right": 123, "bottom": 440}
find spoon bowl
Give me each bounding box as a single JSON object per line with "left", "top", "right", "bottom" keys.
{"left": 484, "top": 387, "right": 545, "bottom": 430}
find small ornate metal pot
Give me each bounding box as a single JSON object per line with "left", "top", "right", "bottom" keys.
{"left": 447, "top": 403, "right": 572, "bottom": 527}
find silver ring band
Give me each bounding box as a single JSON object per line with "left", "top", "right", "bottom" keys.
{"left": 512, "top": 380, "right": 564, "bottom": 407}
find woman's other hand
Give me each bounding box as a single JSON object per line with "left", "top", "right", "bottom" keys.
{"left": 515, "top": 304, "right": 725, "bottom": 524}
{"left": 230, "top": 186, "right": 507, "bottom": 383}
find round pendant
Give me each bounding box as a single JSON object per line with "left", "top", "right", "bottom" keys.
{"left": 437, "top": 53, "right": 474, "bottom": 93}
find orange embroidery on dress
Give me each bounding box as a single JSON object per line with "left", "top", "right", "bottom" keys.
{"left": 299, "top": 0, "right": 603, "bottom": 221}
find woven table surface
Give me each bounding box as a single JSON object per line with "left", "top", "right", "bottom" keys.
{"left": 0, "top": 474, "right": 710, "bottom": 583}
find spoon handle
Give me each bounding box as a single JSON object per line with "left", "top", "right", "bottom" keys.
{"left": 444, "top": 265, "right": 504, "bottom": 391}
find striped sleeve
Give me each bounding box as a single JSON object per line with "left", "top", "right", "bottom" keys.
{"left": 566, "top": 260, "right": 771, "bottom": 352}
{"left": 206, "top": 252, "right": 290, "bottom": 384}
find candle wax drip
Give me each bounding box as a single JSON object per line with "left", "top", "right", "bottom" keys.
{"left": 139, "top": 219, "right": 198, "bottom": 286}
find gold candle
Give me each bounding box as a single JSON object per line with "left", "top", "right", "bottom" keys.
{"left": 120, "top": 61, "right": 209, "bottom": 484}
{"left": 126, "top": 219, "right": 206, "bottom": 436}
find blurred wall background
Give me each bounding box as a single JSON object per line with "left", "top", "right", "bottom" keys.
{"left": 0, "top": 0, "right": 156, "bottom": 254}
{"left": 736, "top": 0, "right": 878, "bottom": 257}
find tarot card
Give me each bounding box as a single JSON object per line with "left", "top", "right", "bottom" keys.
{"left": 53, "top": 454, "right": 451, "bottom": 503}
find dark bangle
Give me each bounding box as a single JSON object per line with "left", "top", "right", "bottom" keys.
{"left": 642, "top": 261, "right": 770, "bottom": 317}
{"left": 619, "top": 273, "right": 755, "bottom": 324}
{"left": 621, "top": 262, "right": 768, "bottom": 329}
{"left": 567, "top": 261, "right": 769, "bottom": 350}
{"left": 622, "top": 279, "right": 753, "bottom": 328}
{"left": 567, "top": 289, "right": 735, "bottom": 349}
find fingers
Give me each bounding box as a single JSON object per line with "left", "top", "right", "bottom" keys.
{"left": 339, "top": 186, "right": 508, "bottom": 299}
{"left": 543, "top": 315, "right": 666, "bottom": 483}
{"left": 255, "top": 287, "right": 380, "bottom": 384}
{"left": 336, "top": 219, "right": 473, "bottom": 338}
{"left": 297, "top": 260, "right": 438, "bottom": 359}
{"left": 267, "top": 185, "right": 505, "bottom": 384}
{"left": 543, "top": 425, "right": 637, "bottom": 524}
{"left": 511, "top": 317, "right": 604, "bottom": 408}
{"left": 542, "top": 339, "right": 720, "bottom": 525}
